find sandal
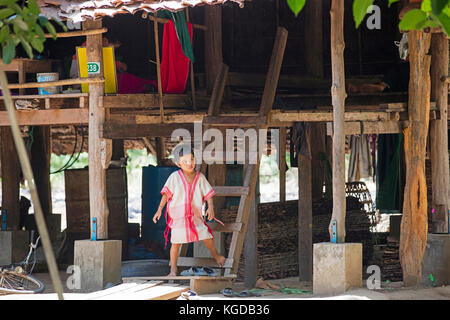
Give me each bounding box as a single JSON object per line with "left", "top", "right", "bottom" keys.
{"left": 219, "top": 287, "right": 236, "bottom": 297}
{"left": 181, "top": 290, "right": 200, "bottom": 300}
{"left": 180, "top": 267, "right": 207, "bottom": 276}
{"left": 236, "top": 290, "right": 261, "bottom": 298}
{"left": 201, "top": 266, "right": 218, "bottom": 277}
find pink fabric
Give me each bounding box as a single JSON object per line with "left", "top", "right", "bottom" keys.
{"left": 160, "top": 20, "right": 193, "bottom": 94}
{"left": 117, "top": 72, "right": 157, "bottom": 94}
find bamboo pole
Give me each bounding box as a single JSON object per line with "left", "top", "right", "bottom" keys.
{"left": 329, "top": 0, "right": 347, "bottom": 243}
{"left": 153, "top": 12, "right": 164, "bottom": 123}
{"left": 143, "top": 13, "right": 207, "bottom": 31}
{"left": 0, "top": 65, "right": 64, "bottom": 299}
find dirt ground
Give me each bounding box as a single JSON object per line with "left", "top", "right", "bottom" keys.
{"left": 1, "top": 272, "right": 450, "bottom": 300}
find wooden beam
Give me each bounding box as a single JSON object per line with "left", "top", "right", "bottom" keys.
{"left": 298, "top": 153, "right": 312, "bottom": 281}
{"left": 0, "top": 108, "right": 88, "bottom": 126}
{"left": 400, "top": 30, "right": 432, "bottom": 287}
{"left": 259, "top": 27, "right": 288, "bottom": 118}
{"left": 101, "top": 122, "right": 194, "bottom": 139}
{"left": 430, "top": 33, "right": 449, "bottom": 233}
{"left": 0, "top": 77, "right": 104, "bottom": 90}
{"left": 145, "top": 14, "right": 207, "bottom": 31}
{"left": 329, "top": 0, "right": 347, "bottom": 243}
{"left": 85, "top": 18, "right": 109, "bottom": 240}
{"left": 1, "top": 127, "right": 20, "bottom": 230}
{"left": 327, "top": 120, "right": 408, "bottom": 135}
{"left": 103, "top": 94, "right": 192, "bottom": 109}
{"left": 244, "top": 173, "right": 258, "bottom": 288}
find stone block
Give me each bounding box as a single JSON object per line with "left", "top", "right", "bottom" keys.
{"left": 313, "top": 242, "right": 362, "bottom": 295}
{"left": 74, "top": 239, "right": 122, "bottom": 292}
{"left": 0, "top": 230, "right": 29, "bottom": 266}
{"left": 422, "top": 234, "right": 450, "bottom": 286}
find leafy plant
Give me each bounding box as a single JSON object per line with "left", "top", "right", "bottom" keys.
{"left": 0, "top": 0, "right": 67, "bottom": 64}
{"left": 287, "top": 0, "right": 450, "bottom": 36}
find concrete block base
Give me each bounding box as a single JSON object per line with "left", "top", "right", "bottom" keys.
{"left": 313, "top": 242, "right": 362, "bottom": 296}
{"left": 0, "top": 230, "right": 29, "bottom": 266}
{"left": 74, "top": 239, "right": 122, "bottom": 292}
{"left": 422, "top": 234, "right": 450, "bottom": 286}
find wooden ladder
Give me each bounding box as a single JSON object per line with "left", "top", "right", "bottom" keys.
{"left": 177, "top": 27, "right": 288, "bottom": 278}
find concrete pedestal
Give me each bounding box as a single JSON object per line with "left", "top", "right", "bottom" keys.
{"left": 422, "top": 234, "right": 450, "bottom": 286}
{"left": 74, "top": 239, "right": 122, "bottom": 292}
{"left": 0, "top": 230, "right": 29, "bottom": 266}
{"left": 313, "top": 242, "right": 362, "bottom": 295}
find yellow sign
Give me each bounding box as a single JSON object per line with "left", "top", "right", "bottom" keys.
{"left": 76, "top": 46, "right": 117, "bottom": 94}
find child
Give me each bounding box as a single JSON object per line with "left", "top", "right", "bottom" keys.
{"left": 153, "top": 144, "right": 226, "bottom": 276}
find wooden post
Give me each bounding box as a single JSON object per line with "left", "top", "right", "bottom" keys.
{"left": 430, "top": 33, "right": 449, "bottom": 233}
{"left": 244, "top": 170, "right": 258, "bottom": 288}
{"left": 84, "top": 19, "right": 109, "bottom": 240}
{"left": 400, "top": 30, "right": 432, "bottom": 287}
{"left": 185, "top": 8, "right": 197, "bottom": 110}
{"left": 279, "top": 126, "right": 286, "bottom": 202}
{"left": 329, "top": 0, "right": 347, "bottom": 242}
{"left": 1, "top": 127, "right": 21, "bottom": 230}
{"left": 30, "top": 126, "right": 52, "bottom": 218}
{"left": 153, "top": 13, "right": 164, "bottom": 122}
{"left": 204, "top": 5, "right": 223, "bottom": 93}
{"left": 155, "top": 137, "right": 166, "bottom": 166}
{"left": 298, "top": 151, "right": 312, "bottom": 281}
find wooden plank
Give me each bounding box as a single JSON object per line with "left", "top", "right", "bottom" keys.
{"left": 190, "top": 277, "right": 234, "bottom": 295}
{"left": 244, "top": 175, "right": 258, "bottom": 288}
{"left": 103, "top": 94, "right": 192, "bottom": 109}
{"left": 94, "top": 281, "right": 164, "bottom": 300}
{"left": 132, "top": 283, "right": 188, "bottom": 300}
{"left": 430, "top": 33, "right": 449, "bottom": 233}
{"left": 270, "top": 110, "right": 392, "bottom": 123}
{"left": 153, "top": 12, "right": 164, "bottom": 122}
{"left": 177, "top": 257, "right": 233, "bottom": 268}
{"left": 0, "top": 109, "right": 89, "bottom": 126}
{"left": 208, "top": 222, "right": 242, "bottom": 233}
{"left": 83, "top": 283, "right": 144, "bottom": 299}
{"left": 328, "top": 120, "right": 408, "bottom": 135}
{"left": 203, "top": 115, "right": 266, "bottom": 127}
{"left": 101, "top": 122, "right": 195, "bottom": 139}
{"left": 212, "top": 186, "right": 249, "bottom": 196}
{"left": 123, "top": 275, "right": 237, "bottom": 282}
{"left": 0, "top": 93, "right": 88, "bottom": 100}
{"left": 0, "top": 77, "right": 104, "bottom": 90}
{"left": 205, "top": 6, "right": 223, "bottom": 92}
{"left": 259, "top": 27, "right": 288, "bottom": 117}
{"left": 330, "top": 0, "right": 347, "bottom": 242}
{"left": 400, "top": 30, "right": 432, "bottom": 286}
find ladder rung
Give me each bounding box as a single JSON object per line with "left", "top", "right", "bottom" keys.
{"left": 177, "top": 257, "right": 234, "bottom": 269}
{"left": 208, "top": 222, "right": 242, "bottom": 233}
{"left": 213, "top": 186, "right": 249, "bottom": 197}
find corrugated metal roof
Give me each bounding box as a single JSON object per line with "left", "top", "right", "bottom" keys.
{"left": 38, "top": 0, "right": 245, "bottom": 23}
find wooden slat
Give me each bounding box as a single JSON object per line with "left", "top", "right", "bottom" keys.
{"left": 1, "top": 77, "right": 104, "bottom": 90}
{"left": 212, "top": 186, "right": 249, "bottom": 196}
{"left": 83, "top": 283, "right": 144, "bottom": 299}
{"left": 208, "top": 222, "right": 242, "bottom": 233}
{"left": 0, "top": 108, "right": 88, "bottom": 126}
{"left": 123, "top": 275, "right": 237, "bottom": 282}
{"left": 133, "top": 283, "right": 188, "bottom": 300}
{"left": 177, "top": 257, "right": 233, "bottom": 268}
{"left": 101, "top": 122, "right": 194, "bottom": 139}
{"left": 203, "top": 115, "right": 266, "bottom": 127}
{"left": 0, "top": 93, "right": 88, "bottom": 100}
{"left": 104, "top": 94, "right": 192, "bottom": 109}
{"left": 94, "top": 281, "right": 164, "bottom": 300}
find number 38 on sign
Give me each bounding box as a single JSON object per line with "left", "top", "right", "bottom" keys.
{"left": 87, "top": 62, "right": 100, "bottom": 75}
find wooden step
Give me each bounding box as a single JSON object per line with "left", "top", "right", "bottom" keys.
{"left": 177, "top": 257, "right": 233, "bottom": 269}
{"left": 208, "top": 222, "right": 242, "bottom": 233}
{"left": 213, "top": 186, "right": 249, "bottom": 196}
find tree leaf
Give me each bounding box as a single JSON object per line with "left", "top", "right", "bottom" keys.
{"left": 34, "top": 23, "right": 45, "bottom": 40}
{"left": 12, "top": 17, "right": 28, "bottom": 31}
{"left": 0, "top": 8, "right": 14, "bottom": 20}
{"left": 43, "top": 20, "right": 57, "bottom": 40}
{"left": 421, "top": 0, "right": 432, "bottom": 12}
{"left": 19, "top": 34, "right": 33, "bottom": 58}
{"left": 431, "top": 0, "right": 448, "bottom": 16}
{"left": 28, "top": 0, "right": 40, "bottom": 16}
{"left": 438, "top": 10, "right": 450, "bottom": 35}
{"left": 388, "top": 0, "right": 399, "bottom": 8}
{"left": 2, "top": 38, "right": 15, "bottom": 64}
{"left": 0, "top": 25, "right": 10, "bottom": 43}
{"left": 31, "top": 37, "right": 43, "bottom": 52}
{"left": 287, "top": 0, "right": 306, "bottom": 17}
{"left": 399, "top": 9, "right": 427, "bottom": 31}
{"left": 353, "top": 0, "right": 375, "bottom": 28}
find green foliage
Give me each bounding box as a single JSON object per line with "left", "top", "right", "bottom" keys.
{"left": 0, "top": 0, "right": 67, "bottom": 64}
{"left": 286, "top": 0, "right": 450, "bottom": 36}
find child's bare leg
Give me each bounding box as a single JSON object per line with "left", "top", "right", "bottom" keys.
{"left": 202, "top": 238, "right": 226, "bottom": 267}
{"left": 169, "top": 243, "right": 181, "bottom": 276}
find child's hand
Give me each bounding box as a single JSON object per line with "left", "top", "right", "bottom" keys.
{"left": 153, "top": 209, "right": 162, "bottom": 223}
{"left": 206, "top": 207, "right": 215, "bottom": 221}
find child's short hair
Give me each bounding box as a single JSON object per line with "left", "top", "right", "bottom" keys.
{"left": 171, "top": 143, "right": 195, "bottom": 164}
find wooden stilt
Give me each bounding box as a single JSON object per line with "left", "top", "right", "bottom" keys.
{"left": 30, "top": 126, "right": 52, "bottom": 218}
{"left": 279, "top": 126, "right": 286, "bottom": 203}
{"left": 85, "top": 19, "right": 109, "bottom": 240}
{"left": 430, "top": 33, "right": 449, "bottom": 233}
{"left": 298, "top": 151, "right": 312, "bottom": 281}
{"left": 329, "top": 0, "right": 347, "bottom": 242}
{"left": 204, "top": 5, "right": 223, "bottom": 93}
{"left": 400, "top": 30, "right": 432, "bottom": 287}
{"left": 185, "top": 8, "right": 197, "bottom": 111}
{"left": 1, "top": 127, "right": 20, "bottom": 230}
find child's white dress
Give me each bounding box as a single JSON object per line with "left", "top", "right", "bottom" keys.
{"left": 161, "top": 170, "right": 216, "bottom": 245}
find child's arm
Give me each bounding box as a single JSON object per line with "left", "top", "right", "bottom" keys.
{"left": 153, "top": 194, "right": 168, "bottom": 223}
{"left": 206, "top": 198, "right": 215, "bottom": 221}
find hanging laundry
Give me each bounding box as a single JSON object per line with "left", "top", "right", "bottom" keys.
{"left": 160, "top": 19, "right": 193, "bottom": 94}
{"left": 348, "top": 134, "right": 372, "bottom": 182}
